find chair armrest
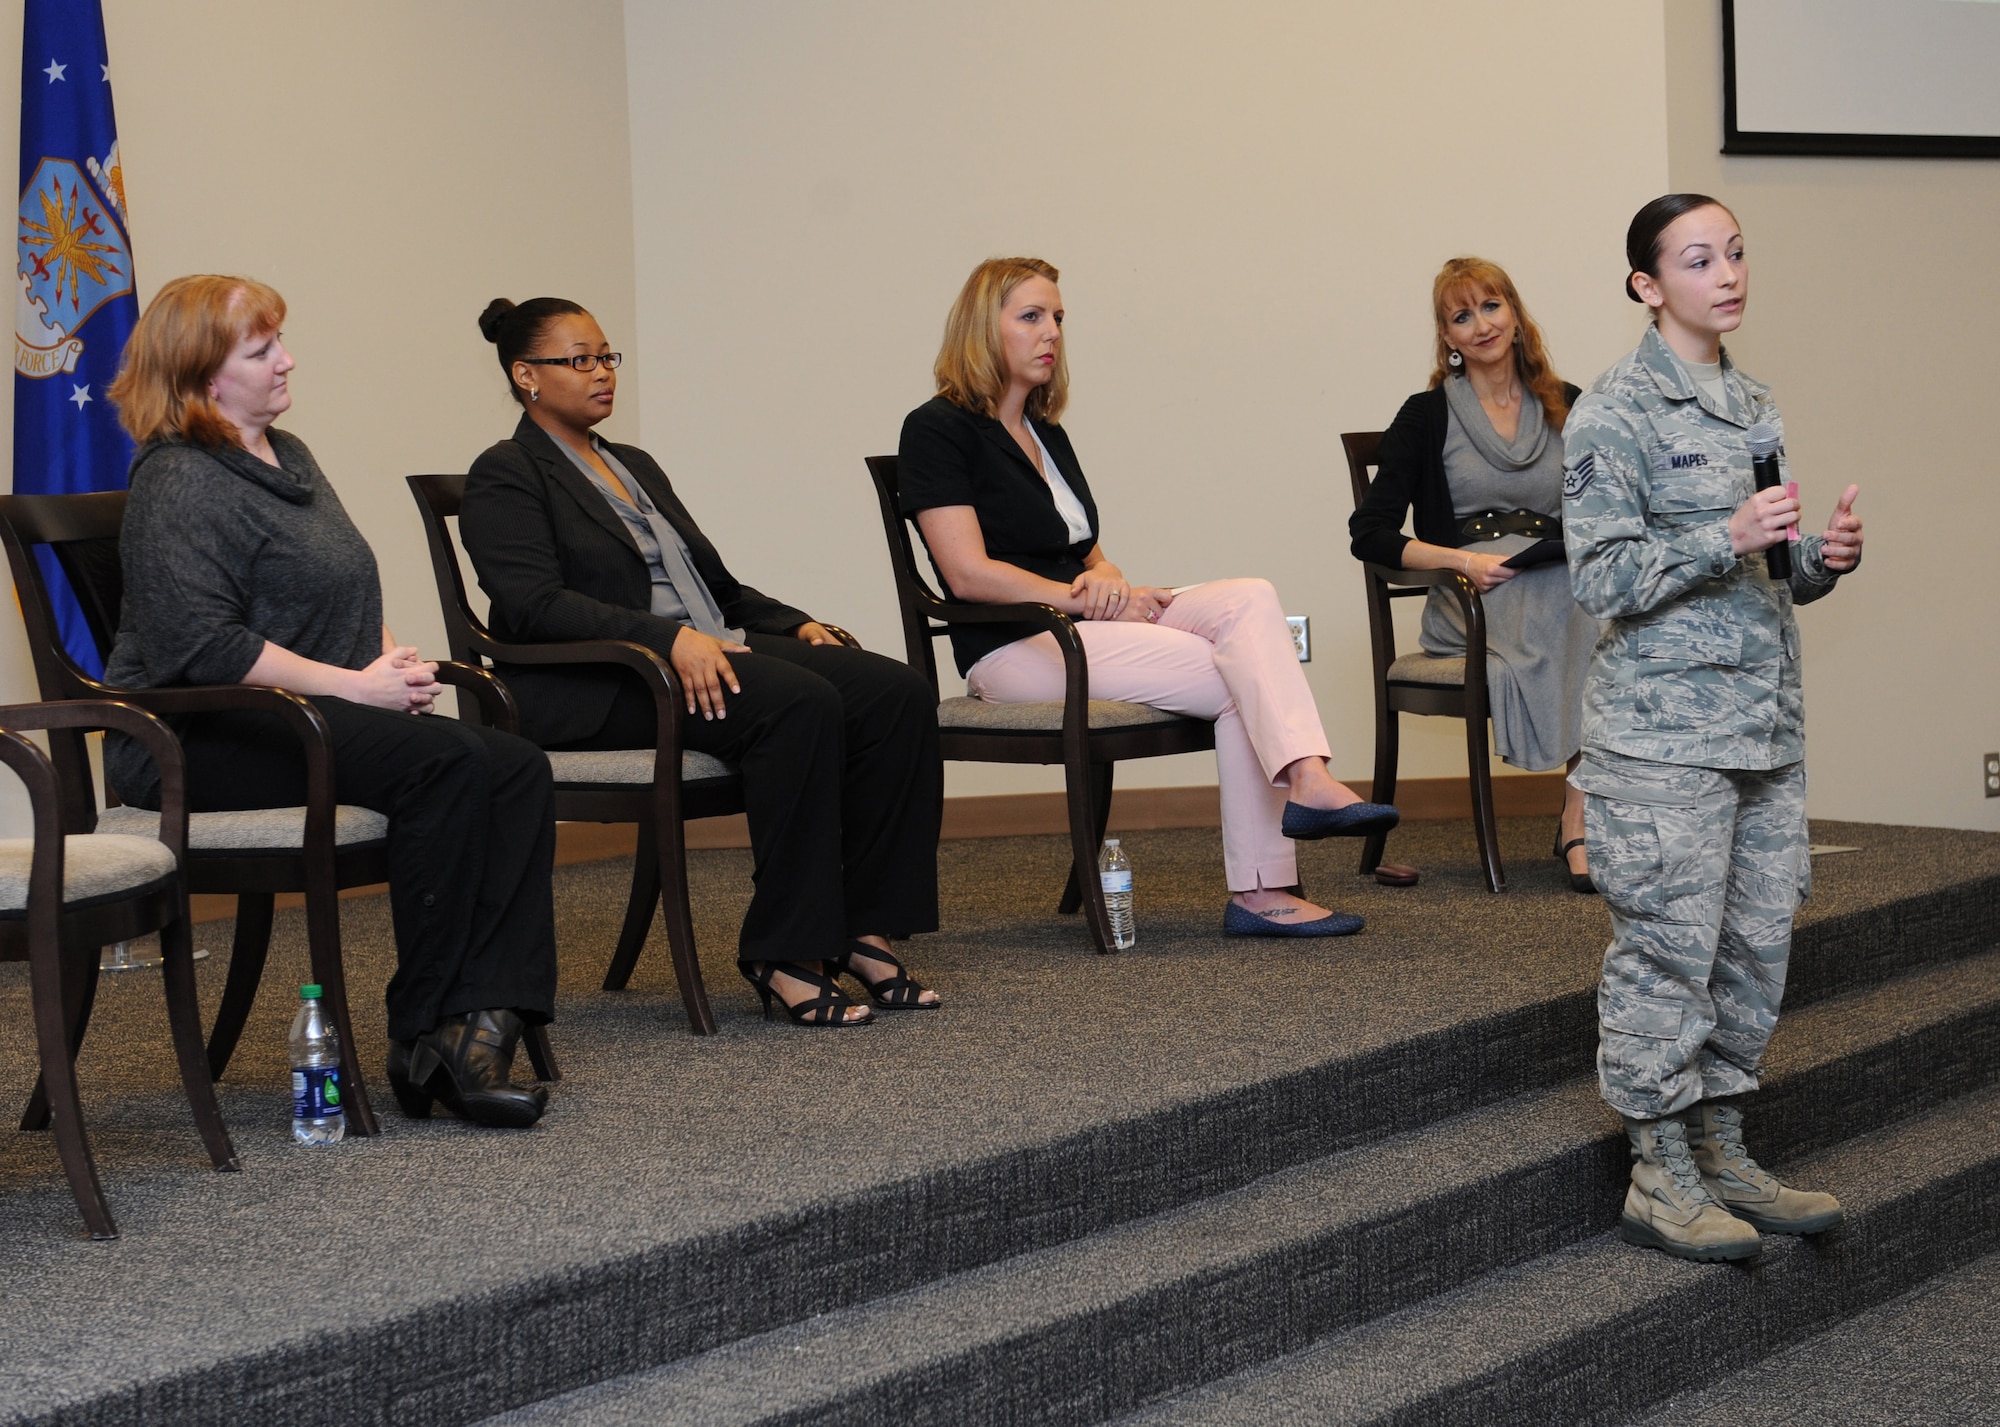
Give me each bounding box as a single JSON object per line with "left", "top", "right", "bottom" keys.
{"left": 92, "top": 682, "right": 341, "bottom": 858}
{"left": 911, "top": 598, "right": 1102, "bottom": 739}
{"left": 1363, "top": 562, "right": 1478, "bottom": 593}
{"left": 465, "top": 635, "right": 687, "bottom": 782}
{"left": 0, "top": 727, "right": 64, "bottom": 928}
{"left": 432, "top": 660, "right": 518, "bottom": 733}
{"left": 0, "top": 700, "right": 190, "bottom": 862}
{"left": 816, "top": 623, "right": 862, "bottom": 650}
{"left": 1364, "top": 562, "right": 1485, "bottom": 618}
{"left": 924, "top": 596, "right": 1079, "bottom": 634}
{"left": 1360, "top": 565, "right": 1489, "bottom": 687}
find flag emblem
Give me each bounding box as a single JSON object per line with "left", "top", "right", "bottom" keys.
{"left": 16, "top": 154, "right": 131, "bottom": 378}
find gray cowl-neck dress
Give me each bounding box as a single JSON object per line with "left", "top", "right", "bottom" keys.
{"left": 1418, "top": 374, "right": 1603, "bottom": 772}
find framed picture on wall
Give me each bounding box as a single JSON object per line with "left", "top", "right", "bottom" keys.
{"left": 1723, "top": 0, "right": 2000, "bottom": 158}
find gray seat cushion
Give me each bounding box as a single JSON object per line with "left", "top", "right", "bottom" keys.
{"left": 1386, "top": 652, "right": 1467, "bottom": 687}
{"left": 938, "top": 695, "right": 1194, "bottom": 733}
{"left": 0, "top": 834, "right": 178, "bottom": 910}
{"left": 545, "top": 749, "right": 735, "bottom": 786}
{"left": 94, "top": 804, "right": 390, "bottom": 851}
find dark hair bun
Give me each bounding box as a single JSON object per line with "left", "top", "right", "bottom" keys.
{"left": 480, "top": 295, "right": 587, "bottom": 407}
{"left": 477, "top": 298, "right": 518, "bottom": 345}
{"left": 1623, "top": 193, "right": 1726, "bottom": 305}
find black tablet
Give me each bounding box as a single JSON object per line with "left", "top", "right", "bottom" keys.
{"left": 1500, "top": 538, "right": 1566, "bottom": 570}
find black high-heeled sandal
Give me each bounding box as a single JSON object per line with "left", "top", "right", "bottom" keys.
{"left": 831, "top": 940, "right": 940, "bottom": 1010}
{"left": 740, "top": 961, "right": 873, "bottom": 1026}
{"left": 1554, "top": 835, "right": 1598, "bottom": 895}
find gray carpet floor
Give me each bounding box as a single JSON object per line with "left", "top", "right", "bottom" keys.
{"left": 1632, "top": 1247, "right": 2000, "bottom": 1426}
{"left": 0, "top": 816, "right": 1993, "bottom": 1421}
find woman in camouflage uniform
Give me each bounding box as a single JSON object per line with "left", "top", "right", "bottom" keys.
{"left": 1562, "top": 195, "right": 1864, "bottom": 1262}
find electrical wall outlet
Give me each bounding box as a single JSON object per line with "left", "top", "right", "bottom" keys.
{"left": 1986, "top": 752, "right": 1999, "bottom": 798}
{"left": 1286, "top": 615, "right": 1310, "bottom": 662}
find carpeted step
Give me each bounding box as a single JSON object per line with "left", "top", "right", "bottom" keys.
{"left": 10, "top": 824, "right": 1996, "bottom": 1427}
{"left": 1627, "top": 1245, "right": 2000, "bottom": 1425}
{"left": 475, "top": 951, "right": 2000, "bottom": 1426}
{"left": 1113, "top": 1082, "right": 2000, "bottom": 1427}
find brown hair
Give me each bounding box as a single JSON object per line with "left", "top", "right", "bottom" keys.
{"left": 108, "top": 275, "right": 286, "bottom": 447}
{"left": 932, "top": 257, "right": 1068, "bottom": 422}
{"left": 1427, "top": 257, "right": 1570, "bottom": 431}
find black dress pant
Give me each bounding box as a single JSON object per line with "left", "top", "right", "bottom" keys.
{"left": 124, "top": 699, "right": 559, "bottom": 1044}
{"left": 548, "top": 634, "right": 942, "bottom": 966}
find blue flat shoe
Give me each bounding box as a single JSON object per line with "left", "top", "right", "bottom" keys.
{"left": 1281, "top": 800, "right": 1400, "bottom": 840}
{"left": 1222, "top": 899, "right": 1365, "bottom": 938}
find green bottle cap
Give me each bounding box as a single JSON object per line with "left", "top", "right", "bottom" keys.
{"left": 300, "top": 984, "right": 323, "bottom": 1000}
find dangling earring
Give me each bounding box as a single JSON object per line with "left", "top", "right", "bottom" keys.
{"left": 529, "top": 387, "right": 540, "bottom": 403}
{"left": 1447, "top": 349, "right": 1463, "bottom": 369}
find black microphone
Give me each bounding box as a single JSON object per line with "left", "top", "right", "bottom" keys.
{"left": 1744, "top": 422, "right": 1790, "bottom": 580}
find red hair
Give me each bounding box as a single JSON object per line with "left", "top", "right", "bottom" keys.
{"left": 108, "top": 274, "right": 286, "bottom": 447}
{"left": 1427, "top": 257, "right": 1570, "bottom": 431}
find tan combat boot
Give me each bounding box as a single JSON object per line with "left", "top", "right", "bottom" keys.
{"left": 1618, "top": 1115, "right": 1763, "bottom": 1262}
{"left": 1689, "top": 1102, "right": 1844, "bottom": 1236}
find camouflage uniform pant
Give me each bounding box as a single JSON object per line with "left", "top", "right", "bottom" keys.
{"left": 1573, "top": 750, "right": 1810, "bottom": 1120}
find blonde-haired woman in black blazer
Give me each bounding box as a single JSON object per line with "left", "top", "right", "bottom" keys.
{"left": 899, "top": 258, "right": 1396, "bottom": 939}
{"left": 461, "top": 297, "right": 943, "bottom": 1027}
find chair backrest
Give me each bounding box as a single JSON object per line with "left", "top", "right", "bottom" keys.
{"left": 405, "top": 473, "right": 492, "bottom": 673}
{"left": 0, "top": 492, "right": 125, "bottom": 700}
{"left": 1341, "top": 431, "right": 1382, "bottom": 512}
{"left": 0, "top": 492, "right": 129, "bottom": 831}
{"left": 1339, "top": 431, "right": 1405, "bottom": 683}
{"left": 862, "top": 454, "right": 950, "bottom": 693}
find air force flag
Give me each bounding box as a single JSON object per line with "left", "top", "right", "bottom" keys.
{"left": 15, "top": 0, "right": 135, "bottom": 675}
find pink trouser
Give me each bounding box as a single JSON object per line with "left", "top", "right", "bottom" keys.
{"left": 966, "top": 578, "right": 1332, "bottom": 892}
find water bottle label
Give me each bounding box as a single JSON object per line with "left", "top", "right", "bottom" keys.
{"left": 1099, "top": 870, "right": 1133, "bottom": 894}
{"left": 292, "top": 1065, "right": 343, "bottom": 1120}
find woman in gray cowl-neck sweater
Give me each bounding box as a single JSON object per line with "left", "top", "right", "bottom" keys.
{"left": 102, "top": 274, "right": 555, "bottom": 1130}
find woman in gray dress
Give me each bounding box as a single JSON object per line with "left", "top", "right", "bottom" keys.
{"left": 1349, "top": 257, "right": 1603, "bottom": 890}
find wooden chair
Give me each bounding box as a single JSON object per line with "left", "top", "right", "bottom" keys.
{"left": 1342, "top": 432, "right": 1505, "bottom": 892}
{"left": 408, "top": 472, "right": 784, "bottom": 1036}
{"left": 0, "top": 699, "right": 238, "bottom": 1239}
{"left": 0, "top": 491, "right": 544, "bottom": 1139}
{"left": 865, "top": 454, "right": 1216, "bottom": 952}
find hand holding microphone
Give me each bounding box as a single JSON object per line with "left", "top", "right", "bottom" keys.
{"left": 1734, "top": 422, "right": 1797, "bottom": 574}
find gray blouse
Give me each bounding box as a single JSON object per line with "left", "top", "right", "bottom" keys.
{"left": 552, "top": 435, "right": 744, "bottom": 642}
{"left": 1440, "top": 373, "right": 1566, "bottom": 520}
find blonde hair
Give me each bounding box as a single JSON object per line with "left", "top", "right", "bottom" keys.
{"left": 1427, "top": 257, "right": 1570, "bottom": 431}
{"left": 932, "top": 257, "right": 1068, "bottom": 423}
{"left": 108, "top": 274, "right": 287, "bottom": 447}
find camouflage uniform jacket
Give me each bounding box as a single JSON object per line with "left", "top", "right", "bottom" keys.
{"left": 1561, "top": 325, "right": 1850, "bottom": 771}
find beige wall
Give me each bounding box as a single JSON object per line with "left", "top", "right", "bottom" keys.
{"left": 0, "top": 0, "right": 635, "bottom": 833}
{"left": 4, "top": 3, "right": 1979, "bottom": 834}
{"left": 621, "top": 0, "right": 1669, "bottom": 797}
{"left": 1664, "top": 0, "right": 2000, "bottom": 830}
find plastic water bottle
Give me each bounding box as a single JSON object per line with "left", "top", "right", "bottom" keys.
{"left": 289, "top": 984, "right": 345, "bottom": 1145}
{"left": 1098, "top": 839, "right": 1136, "bottom": 950}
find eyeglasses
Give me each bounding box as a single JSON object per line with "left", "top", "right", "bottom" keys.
{"left": 518, "top": 353, "right": 624, "bottom": 373}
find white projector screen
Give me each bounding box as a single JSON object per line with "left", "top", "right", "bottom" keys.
{"left": 1724, "top": 0, "right": 2000, "bottom": 156}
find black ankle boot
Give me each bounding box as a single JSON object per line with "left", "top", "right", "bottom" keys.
{"left": 385, "top": 1037, "right": 432, "bottom": 1119}
{"left": 401, "top": 1009, "right": 548, "bottom": 1128}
